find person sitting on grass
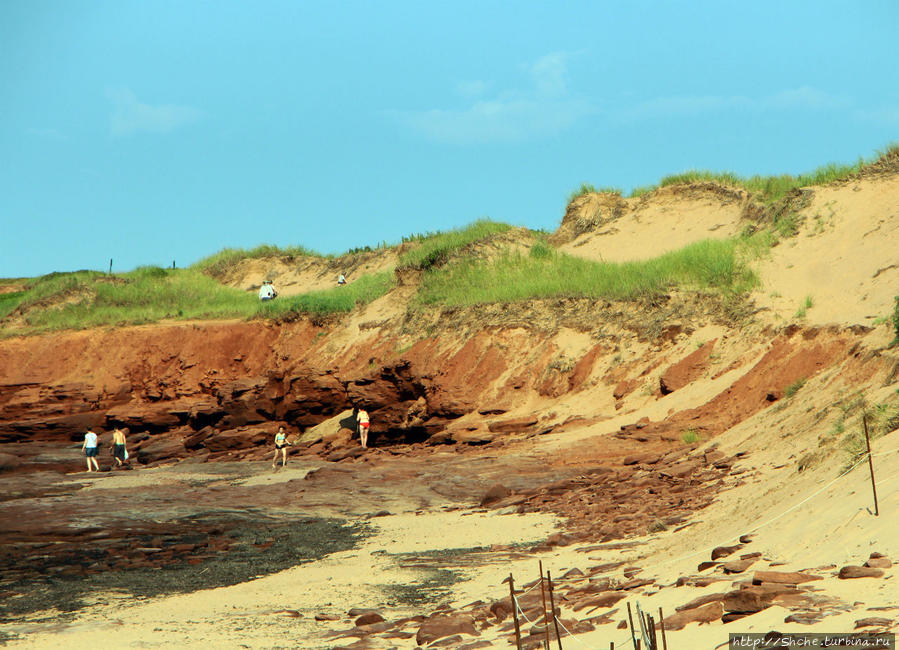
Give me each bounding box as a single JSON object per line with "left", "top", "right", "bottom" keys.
{"left": 258, "top": 280, "right": 278, "bottom": 301}
{"left": 337, "top": 273, "right": 347, "bottom": 286}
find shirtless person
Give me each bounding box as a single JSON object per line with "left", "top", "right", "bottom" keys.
{"left": 112, "top": 428, "right": 128, "bottom": 467}
{"left": 272, "top": 426, "right": 291, "bottom": 469}
{"left": 82, "top": 429, "right": 100, "bottom": 472}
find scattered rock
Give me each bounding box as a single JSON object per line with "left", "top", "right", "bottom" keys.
{"left": 416, "top": 614, "right": 479, "bottom": 646}
{"left": 864, "top": 554, "right": 892, "bottom": 569}
{"left": 663, "top": 601, "right": 723, "bottom": 630}
{"left": 855, "top": 617, "right": 892, "bottom": 628}
{"left": 722, "top": 559, "right": 756, "bottom": 574}
{"left": 675, "top": 593, "right": 726, "bottom": 612}
{"left": 784, "top": 612, "right": 823, "bottom": 625}
{"left": 838, "top": 566, "right": 884, "bottom": 579}
{"left": 354, "top": 611, "right": 385, "bottom": 626}
{"left": 752, "top": 571, "right": 822, "bottom": 585}
{"left": 276, "top": 609, "right": 302, "bottom": 618}
{"left": 722, "top": 588, "right": 773, "bottom": 613}
{"left": 711, "top": 545, "right": 742, "bottom": 560}
{"left": 480, "top": 484, "right": 512, "bottom": 507}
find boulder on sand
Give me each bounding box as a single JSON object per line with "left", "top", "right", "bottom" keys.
{"left": 416, "top": 613, "right": 478, "bottom": 646}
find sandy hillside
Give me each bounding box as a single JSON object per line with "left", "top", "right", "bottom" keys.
{"left": 219, "top": 247, "right": 400, "bottom": 297}
{"left": 557, "top": 183, "right": 748, "bottom": 263}
{"left": 754, "top": 174, "right": 899, "bottom": 326}
{"left": 558, "top": 172, "right": 899, "bottom": 330}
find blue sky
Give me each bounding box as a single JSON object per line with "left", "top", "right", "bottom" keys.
{"left": 2, "top": 1, "right": 897, "bottom": 278}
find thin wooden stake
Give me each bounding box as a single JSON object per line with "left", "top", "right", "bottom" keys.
{"left": 546, "top": 571, "right": 563, "bottom": 650}
{"left": 539, "top": 561, "right": 550, "bottom": 650}
{"left": 509, "top": 573, "right": 522, "bottom": 650}
{"left": 627, "top": 602, "right": 638, "bottom": 650}
{"left": 658, "top": 607, "right": 668, "bottom": 650}
{"left": 647, "top": 614, "right": 657, "bottom": 650}
{"left": 863, "top": 415, "right": 880, "bottom": 516}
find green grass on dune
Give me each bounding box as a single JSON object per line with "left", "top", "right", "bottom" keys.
{"left": 257, "top": 270, "right": 395, "bottom": 317}
{"left": 570, "top": 143, "right": 899, "bottom": 204}
{"left": 5, "top": 266, "right": 395, "bottom": 333}
{"left": 192, "top": 244, "right": 322, "bottom": 277}
{"left": 417, "top": 238, "right": 759, "bottom": 307}
{"left": 397, "top": 219, "right": 512, "bottom": 271}
{"left": 0, "top": 291, "right": 27, "bottom": 320}
{"left": 655, "top": 161, "right": 862, "bottom": 203}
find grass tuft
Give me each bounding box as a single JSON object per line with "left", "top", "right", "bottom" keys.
{"left": 892, "top": 296, "right": 899, "bottom": 344}
{"left": 794, "top": 295, "right": 814, "bottom": 319}
{"left": 193, "top": 244, "right": 321, "bottom": 277}
{"left": 3, "top": 267, "right": 394, "bottom": 335}
{"left": 397, "top": 220, "right": 512, "bottom": 271}
{"left": 417, "top": 237, "right": 759, "bottom": 307}
{"left": 784, "top": 378, "right": 807, "bottom": 398}
{"left": 567, "top": 183, "right": 623, "bottom": 202}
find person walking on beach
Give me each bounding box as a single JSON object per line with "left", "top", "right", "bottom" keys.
{"left": 356, "top": 408, "right": 370, "bottom": 449}
{"left": 272, "top": 426, "right": 291, "bottom": 469}
{"left": 112, "top": 428, "right": 128, "bottom": 467}
{"left": 82, "top": 429, "right": 100, "bottom": 472}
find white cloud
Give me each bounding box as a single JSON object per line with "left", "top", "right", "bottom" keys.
{"left": 618, "top": 86, "right": 847, "bottom": 123}
{"left": 529, "top": 52, "right": 569, "bottom": 97}
{"left": 107, "top": 87, "right": 202, "bottom": 136}
{"left": 392, "top": 97, "right": 592, "bottom": 145}
{"left": 391, "top": 52, "right": 590, "bottom": 145}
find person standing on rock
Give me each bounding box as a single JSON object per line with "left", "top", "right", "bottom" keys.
{"left": 112, "top": 428, "right": 128, "bottom": 467}
{"left": 272, "top": 426, "right": 291, "bottom": 469}
{"left": 82, "top": 429, "right": 100, "bottom": 472}
{"left": 356, "top": 408, "right": 370, "bottom": 449}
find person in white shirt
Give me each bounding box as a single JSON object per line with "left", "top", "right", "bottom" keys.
{"left": 258, "top": 280, "right": 277, "bottom": 301}
{"left": 337, "top": 273, "right": 346, "bottom": 286}
{"left": 82, "top": 429, "right": 100, "bottom": 472}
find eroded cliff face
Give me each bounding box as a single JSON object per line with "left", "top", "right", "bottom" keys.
{"left": 0, "top": 310, "right": 880, "bottom": 474}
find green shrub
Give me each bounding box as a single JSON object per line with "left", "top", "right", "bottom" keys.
{"left": 682, "top": 429, "right": 700, "bottom": 444}
{"left": 567, "top": 183, "right": 622, "bottom": 202}
{"left": 397, "top": 220, "right": 511, "bottom": 271}
{"left": 417, "top": 237, "right": 758, "bottom": 307}
{"left": 0, "top": 290, "right": 26, "bottom": 319}
{"left": 784, "top": 378, "right": 807, "bottom": 398}
{"left": 794, "top": 295, "right": 814, "bottom": 319}
{"left": 4, "top": 267, "right": 395, "bottom": 334}
{"left": 262, "top": 271, "right": 395, "bottom": 316}
{"left": 193, "top": 244, "right": 321, "bottom": 277}
{"left": 892, "top": 296, "right": 899, "bottom": 342}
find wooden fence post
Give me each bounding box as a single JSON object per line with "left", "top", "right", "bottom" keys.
{"left": 547, "top": 570, "right": 562, "bottom": 650}
{"left": 509, "top": 573, "right": 522, "bottom": 650}
{"left": 539, "top": 561, "right": 550, "bottom": 650}
{"left": 863, "top": 415, "right": 880, "bottom": 516}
